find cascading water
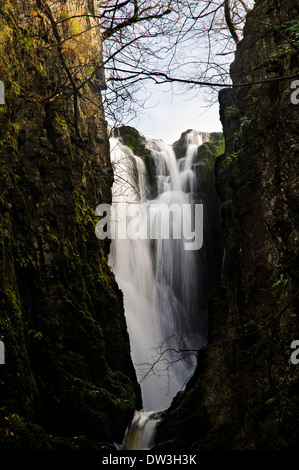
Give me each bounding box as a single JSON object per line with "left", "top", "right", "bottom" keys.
{"left": 122, "top": 410, "right": 162, "bottom": 450}
{"left": 109, "top": 130, "right": 211, "bottom": 415}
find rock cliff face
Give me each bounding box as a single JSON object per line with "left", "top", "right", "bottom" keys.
{"left": 0, "top": 0, "right": 140, "bottom": 449}
{"left": 157, "top": 0, "right": 299, "bottom": 450}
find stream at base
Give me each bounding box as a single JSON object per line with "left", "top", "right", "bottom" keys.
{"left": 121, "top": 410, "right": 162, "bottom": 450}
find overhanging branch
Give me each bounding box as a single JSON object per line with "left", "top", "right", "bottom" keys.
{"left": 107, "top": 68, "right": 299, "bottom": 89}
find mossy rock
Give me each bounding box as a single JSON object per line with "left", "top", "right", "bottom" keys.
{"left": 116, "top": 125, "right": 157, "bottom": 195}
{"left": 0, "top": 1, "right": 139, "bottom": 449}
{"left": 172, "top": 131, "right": 224, "bottom": 162}
{"left": 172, "top": 129, "right": 193, "bottom": 159}
{"left": 0, "top": 407, "right": 53, "bottom": 450}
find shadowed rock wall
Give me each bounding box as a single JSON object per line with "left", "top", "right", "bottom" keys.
{"left": 0, "top": 0, "right": 140, "bottom": 450}
{"left": 157, "top": 0, "right": 299, "bottom": 450}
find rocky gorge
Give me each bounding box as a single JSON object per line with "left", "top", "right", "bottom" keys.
{"left": 0, "top": 0, "right": 298, "bottom": 452}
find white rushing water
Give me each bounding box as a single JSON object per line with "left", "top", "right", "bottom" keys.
{"left": 109, "top": 130, "right": 210, "bottom": 413}
{"left": 122, "top": 410, "right": 162, "bottom": 450}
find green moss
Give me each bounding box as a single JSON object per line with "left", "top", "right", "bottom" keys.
{"left": 117, "top": 126, "right": 140, "bottom": 153}
{"left": 189, "top": 136, "right": 225, "bottom": 202}
{"left": 172, "top": 129, "right": 191, "bottom": 158}
{"left": 116, "top": 125, "right": 157, "bottom": 194}
{"left": 173, "top": 132, "right": 224, "bottom": 164}
{"left": 0, "top": 287, "right": 38, "bottom": 418}
{"left": 272, "top": 274, "right": 290, "bottom": 289}
{"left": 270, "top": 19, "right": 299, "bottom": 61}
{"left": 224, "top": 105, "right": 239, "bottom": 120}
{"left": 0, "top": 408, "right": 53, "bottom": 450}
{"left": 221, "top": 200, "right": 233, "bottom": 210}
{"left": 224, "top": 149, "right": 243, "bottom": 165}
{"left": 45, "top": 233, "right": 60, "bottom": 247}
{"left": 0, "top": 1, "right": 139, "bottom": 446}
{"left": 196, "top": 139, "right": 224, "bottom": 164}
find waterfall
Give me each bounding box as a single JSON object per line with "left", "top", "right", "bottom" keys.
{"left": 109, "top": 130, "right": 211, "bottom": 414}
{"left": 122, "top": 410, "right": 162, "bottom": 450}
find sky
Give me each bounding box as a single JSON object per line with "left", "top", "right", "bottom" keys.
{"left": 129, "top": 82, "right": 223, "bottom": 145}
{"left": 103, "top": 1, "right": 255, "bottom": 147}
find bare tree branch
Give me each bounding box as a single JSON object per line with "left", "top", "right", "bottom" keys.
{"left": 224, "top": 0, "right": 240, "bottom": 44}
